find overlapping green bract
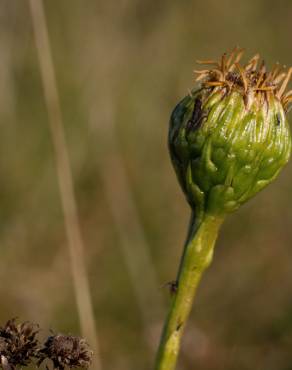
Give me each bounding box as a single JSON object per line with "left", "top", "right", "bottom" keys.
{"left": 169, "top": 89, "right": 291, "bottom": 216}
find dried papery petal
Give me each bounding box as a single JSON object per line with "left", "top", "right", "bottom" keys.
{"left": 193, "top": 49, "right": 292, "bottom": 111}
{"left": 245, "top": 53, "right": 260, "bottom": 71}
{"left": 277, "top": 67, "right": 292, "bottom": 99}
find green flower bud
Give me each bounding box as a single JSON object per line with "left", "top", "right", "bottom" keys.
{"left": 169, "top": 49, "right": 292, "bottom": 216}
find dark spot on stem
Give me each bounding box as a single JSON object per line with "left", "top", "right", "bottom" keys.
{"left": 276, "top": 113, "right": 281, "bottom": 126}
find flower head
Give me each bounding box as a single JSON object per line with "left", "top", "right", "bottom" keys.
{"left": 37, "top": 334, "right": 92, "bottom": 370}
{"left": 169, "top": 48, "right": 292, "bottom": 216}
{"left": 0, "top": 318, "right": 39, "bottom": 370}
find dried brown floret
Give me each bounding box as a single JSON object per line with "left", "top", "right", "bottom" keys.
{"left": 194, "top": 47, "right": 292, "bottom": 111}
{"left": 37, "top": 334, "right": 92, "bottom": 370}
{"left": 0, "top": 318, "right": 39, "bottom": 370}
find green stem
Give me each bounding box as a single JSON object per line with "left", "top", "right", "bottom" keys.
{"left": 154, "top": 212, "right": 224, "bottom": 370}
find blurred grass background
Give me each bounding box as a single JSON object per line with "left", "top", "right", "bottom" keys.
{"left": 1, "top": 0, "right": 292, "bottom": 369}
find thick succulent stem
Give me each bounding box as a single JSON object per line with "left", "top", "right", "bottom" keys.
{"left": 154, "top": 212, "right": 224, "bottom": 370}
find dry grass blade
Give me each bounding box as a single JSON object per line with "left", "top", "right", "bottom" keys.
{"left": 28, "top": 1, "right": 102, "bottom": 369}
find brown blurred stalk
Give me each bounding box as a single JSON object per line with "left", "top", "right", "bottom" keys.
{"left": 28, "top": 1, "right": 102, "bottom": 369}
{"left": 88, "top": 92, "right": 164, "bottom": 348}
{"left": 0, "top": 1, "right": 17, "bottom": 119}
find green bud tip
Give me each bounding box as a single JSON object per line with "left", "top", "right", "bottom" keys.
{"left": 169, "top": 47, "right": 292, "bottom": 216}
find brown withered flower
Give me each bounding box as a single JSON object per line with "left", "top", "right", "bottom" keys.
{"left": 37, "top": 334, "right": 92, "bottom": 370}
{"left": 0, "top": 318, "right": 39, "bottom": 370}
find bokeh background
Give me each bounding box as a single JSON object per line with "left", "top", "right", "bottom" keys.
{"left": 1, "top": 1, "right": 292, "bottom": 369}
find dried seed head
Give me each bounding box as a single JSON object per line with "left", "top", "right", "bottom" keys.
{"left": 0, "top": 318, "right": 39, "bottom": 369}
{"left": 37, "top": 334, "right": 92, "bottom": 370}
{"left": 169, "top": 48, "right": 292, "bottom": 216}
